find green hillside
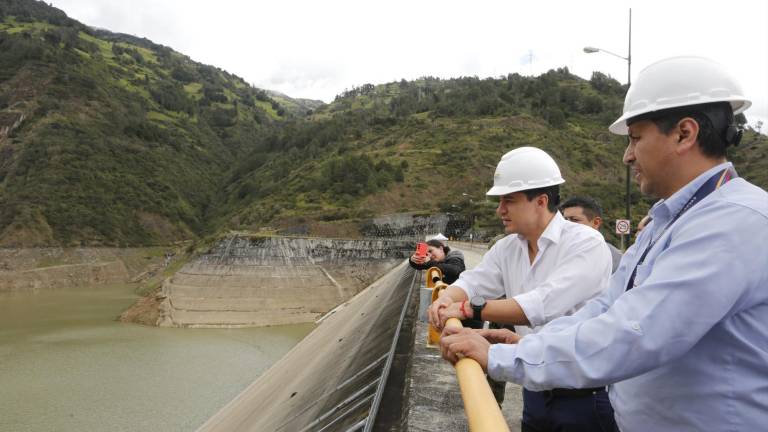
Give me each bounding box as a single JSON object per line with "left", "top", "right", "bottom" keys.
{"left": 1, "top": 0, "right": 766, "bottom": 247}
{"left": 212, "top": 73, "right": 627, "bottom": 238}
{"left": 0, "top": 0, "right": 305, "bottom": 246}
{"left": 211, "top": 73, "right": 766, "bottom": 244}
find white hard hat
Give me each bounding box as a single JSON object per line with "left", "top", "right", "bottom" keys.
{"left": 486, "top": 147, "right": 565, "bottom": 196}
{"left": 609, "top": 56, "right": 751, "bottom": 135}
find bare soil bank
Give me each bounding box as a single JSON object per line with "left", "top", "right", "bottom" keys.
{"left": 0, "top": 247, "right": 170, "bottom": 293}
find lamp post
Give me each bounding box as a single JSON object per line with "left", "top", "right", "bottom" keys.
{"left": 584, "top": 8, "right": 632, "bottom": 250}
{"left": 462, "top": 193, "right": 475, "bottom": 243}
{"left": 483, "top": 163, "right": 497, "bottom": 203}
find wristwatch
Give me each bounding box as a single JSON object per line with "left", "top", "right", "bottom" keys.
{"left": 470, "top": 296, "right": 487, "bottom": 321}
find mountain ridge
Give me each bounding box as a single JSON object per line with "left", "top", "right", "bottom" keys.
{"left": 1, "top": 0, "right": 766, "bottom": 247}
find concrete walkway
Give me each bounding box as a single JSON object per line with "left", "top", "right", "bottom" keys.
{"left": 405, "top": 245, "right": 523, "bottom": 431}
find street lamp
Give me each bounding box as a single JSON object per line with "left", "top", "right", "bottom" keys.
{"left": 584, "top": 8, "right": 632, "bottom": 250}
{"left": 483, "top": 163, "right": 497, "bottom": 203}
{"left": 462, "top": 193, "right": 475, "bottom": 243}
{"left": 582, "top": 46, "right": 631, "bottom": 84}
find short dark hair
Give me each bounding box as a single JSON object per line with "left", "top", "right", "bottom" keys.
{"left": 560, "top": 196, "right": 603, "bottom": 220}
{"left": 521, "top": 185, "right": 560, "bottom": 213}
{"left": 627, "top": 102, "right": 741, "bottom": 158}
{"left": 426, "top": 239, "right": 450, "bottom": 253}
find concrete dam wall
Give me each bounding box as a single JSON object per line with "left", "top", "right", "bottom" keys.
{"left": 158, "top": 236, "right": 412, "bottom": 328}
{"left": 198, "top": 260, "right": 420, "bottom": 431}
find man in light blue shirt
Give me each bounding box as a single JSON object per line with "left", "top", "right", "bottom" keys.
{"left": 440, "top": 56, "right": 768, "bottom": 431}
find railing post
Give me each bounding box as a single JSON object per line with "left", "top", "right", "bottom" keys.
{"left": 427, "top": 270, "right": 447, "bottom": 347}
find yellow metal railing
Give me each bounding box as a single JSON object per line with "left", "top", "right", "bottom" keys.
{"left": 423, "top": 267, "right": 510, "bottom": 431}
{"left": 445, "top": 317, "right": 511, "bottom": 432}
{"left": 425, "top": 267, "right": 443, "bottom": 289}
{"left": 427, "top": 281, "right": 448, "bottom": 348}
{"left": 426, "top": 267, "right": 445, "bottom": 346}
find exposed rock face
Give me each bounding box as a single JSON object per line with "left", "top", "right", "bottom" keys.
{"left": 157, "top": 236, "right": 412, "bottom": 328}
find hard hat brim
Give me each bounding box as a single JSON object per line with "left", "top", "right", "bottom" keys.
{"left": 486, "top": 185, "right": 518, "bottom": 196}
{"left": 609, "top": 99, "right": 752, "bottom": 136}
{"left": 486, "top": 179, "right": 565, "bottom": 196}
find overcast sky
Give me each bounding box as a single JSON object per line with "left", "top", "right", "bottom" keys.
{"left": 50, "top": 0, "right": 768, "bottom": 128}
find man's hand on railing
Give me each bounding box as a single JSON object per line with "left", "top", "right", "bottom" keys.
{"left": 440, "top": 327, "right": 523, "bottom": 370}
{"left": 439, "top": 327, "right": 491, "bottom": 371}
{"left": 437, "top": 301, "right": 466, "bottom": 329}
{"left": 428, "top": 295, "right": 453, "bottom": 330}
{"left": 475, "top": 328, "right": 522, "bottom": 345}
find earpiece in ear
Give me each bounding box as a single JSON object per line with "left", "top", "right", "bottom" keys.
{"left": 724, "top": 124, "right": 743, "bottom": 147}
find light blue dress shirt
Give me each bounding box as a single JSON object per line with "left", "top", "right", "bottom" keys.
{"left": 487, "top": 162, "right": 768, "bottom": 432}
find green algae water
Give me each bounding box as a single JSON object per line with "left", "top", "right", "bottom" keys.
{"left": 0, "top": 285, "right": 313, "bottom": 432}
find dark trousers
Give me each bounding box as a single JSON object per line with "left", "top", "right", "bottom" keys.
{"left": 521, "top": 388, "right": 617, "bottom": 432}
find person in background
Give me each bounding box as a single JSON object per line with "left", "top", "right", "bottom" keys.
{"left": 560, "top": 196, "right": 623, "bottom": 272}
{"left": 439, "top": 56, "right": 768, "bottom": 432}
{"left": 409, "top": 239, "right": 465, "bottom": 284}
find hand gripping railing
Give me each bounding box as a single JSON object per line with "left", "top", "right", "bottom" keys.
{"left": 444, "top": 317, "right": 511, "bottom": 432}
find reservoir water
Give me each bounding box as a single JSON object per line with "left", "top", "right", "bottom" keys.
{"left": 0, "top": 284, "right": 313, "bottom": 432}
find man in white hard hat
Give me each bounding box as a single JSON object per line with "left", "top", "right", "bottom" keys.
{"left": 428, "top": 146, "right": 615, "bottom": 431}
{"left": 440, "top": 57, "right": 768, "bottom": 432}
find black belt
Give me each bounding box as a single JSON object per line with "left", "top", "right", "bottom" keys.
{"left": 538, "top": 387, "right": 606, "bottom": 398}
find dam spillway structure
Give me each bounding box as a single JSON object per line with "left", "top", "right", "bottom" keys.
{"left": 198, "top": 260, "right": 422, "bottom": 431}
{"left": 157, "top": 235, "right": 412, "bottom": 328}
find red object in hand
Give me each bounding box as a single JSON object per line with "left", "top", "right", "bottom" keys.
{"left": 415, "top": 242, "right": 428, "bottom": 258}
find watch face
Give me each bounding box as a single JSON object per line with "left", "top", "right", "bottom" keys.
{"left": 470, "top": 296, "right": 486, "bottom": 308}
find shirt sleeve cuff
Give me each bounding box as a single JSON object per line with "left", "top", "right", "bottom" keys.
{"left": 513, "top": 290, "right": 545, "bottom": 327}
{"left": 488, "top": 343, "right": 519, "bottom": 382}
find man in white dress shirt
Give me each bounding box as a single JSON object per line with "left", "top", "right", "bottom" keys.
{"left": 428, "top": 146, "right": 614, "bottom": 431}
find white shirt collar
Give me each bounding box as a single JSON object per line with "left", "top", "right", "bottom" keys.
{"left": 515, "top": 212, "right": 565, "bottom": 248}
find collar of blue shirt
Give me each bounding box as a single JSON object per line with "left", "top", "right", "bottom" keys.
{"left": 649, "top": 161, "right": 734, "bottom": 230}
